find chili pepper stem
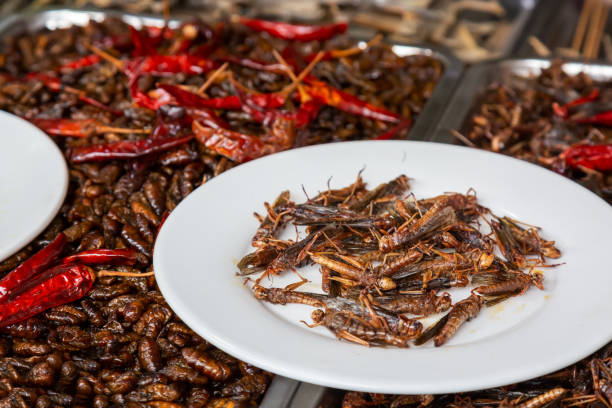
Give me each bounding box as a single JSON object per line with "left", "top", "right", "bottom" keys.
{"left": 198, "top": 62, "right": 229, "bottom": 96}
{"left": 226, "top": 72, "right": 259, "bottom": 94}
{"left": 85, "top": 43, "right": 124, "bottom": 71}
{"left": 335, "top": 34, "right": 383, "bottom": 58}
{"left": 64, "top": 86, "right": 86, "bottom": 96}
{"left": 272, "top": 50, "right": 309, "bottom": 101}
{"left": 97, "top": 270, "right": 155, "bottom": 278}
{"left": 279, "top": 51, "right": 324, "bottom": 101}
{"left": 96, "top": 125, "right": 151, "bottom": 135}
{"left": 272, "top": 49, "right": 298, "bottom": 81}
{"left": 450, "top": 129, "right": 476, "bottom": 147}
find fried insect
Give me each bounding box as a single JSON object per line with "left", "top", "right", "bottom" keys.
{"left": 252, "top": 286, "right": 325, "bottom": 308}
{"left": 373, "top": 249, "right": 423, "bottom": 277}
{"left": 310, "top": 309, "right": 413, "bottom": 347}
{"left": 433, "top": 294, "right": 483, "bottom": 347}
{"left": 373, "top": 292, "right": 452, "bottom": 316}
{"left": 515, "top": 387, "right": 566, "bottom": 408}
{"left": 473, "top": 272, "right": 543, "bottom": 297}
{"left": 251, "top": 191, "right": 293, "bottom": 248}
{"left": 379, "top": 202, "right": 457, "bottom": 252}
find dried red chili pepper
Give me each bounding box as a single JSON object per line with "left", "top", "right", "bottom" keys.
{"left": 304, "top": 79, "right": 400, "bottom": 123}
{"left": 58, "top": 54, "right": 101, "bottom": 71}
{"left": 25, "top": 73, "right": 63, "bottom": 92}
{"left": 280, "top": 46, "right": 303, "bottom": 72}
{"left": 240, "top": 92, "right": 286, "bottom": 109}
{"left": 374, "top": 119, "right": 412, "bottom": 140}
{"left": 130, "top": 26, "right": 159, "bottom": 57}
{"left": 576, "top": 110, "right": 612, "bottom": 126}
{"left": 62, "top": 248, "right": 139, "bottom": 266}
{"left": 291, "top": 100, "right": 322, "bottom": 128}
{"left": 245, "top": 98, "right": 321, "bottom": 128}
{"left": 193, "top": 121, "right": 266, "bottom": 163}
{"left": 125, "top": 55, "right": 216, "bottom": 77}
{"left": 185, "top": 107, "right": 229, "bottom": 130}
{"left": 0, "top": 264, "right": 95, "bottom": 327}
{"left": 67, "top": 134, "right": 193, "bottom": 163}
{"left": 230, "top": 81, "right": 320, "bottom": 127}
{"left": 239, "top": 18, "right": 348, "bottom": 42}
{"left": 128, "top": 77, "right": 175, "bottom": 110}
{"left": 0, "top": 233, "right": 66, "bottom": 300}
{"left": 562, "top": 144, "right": 612, "bottom": 171}
{"left": 553, "top": 89, "right": 600, "bottom": 117}
{"left": 29, "top": 118, "right": 149, "bottom": 138}
{"left": 30, "top": 118, "right": 100, "bottom": 137}
{"left": 158, "top": 84, "right": 287, "bottom": 111}
{"left": 157, "top": 84, "right": 240, "bottom": 109}
{"left": 220, "top": 56, "right": 289, "bottom": 74}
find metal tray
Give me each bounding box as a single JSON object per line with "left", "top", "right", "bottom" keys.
{"left": 0, "top": 8, "right": 463, "bottom": 408}
{"left": 430, "top": 58, "right": 612, "bottom": 144}
{"left": 0, "top": 8, "right": 462, "bottom": 143}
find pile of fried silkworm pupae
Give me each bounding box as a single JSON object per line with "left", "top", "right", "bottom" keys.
{"left": 240, "top": 173, "right": 561, "bottom": 348}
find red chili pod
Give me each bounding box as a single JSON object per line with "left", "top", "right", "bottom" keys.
{"left": 291, "top": 100, "right": 322, "bottom": 128}
{"left": 0, "top": 264, "right": 95, "bottom": 327}
{"left": 553, "top": 89, "right": 600, "bottom": 118}
{"left": 562, "top": 144, "right": 612, "bottom": 171}
{"left": 67, "top": 135, "right": 194, "bottom": 163}
{"left": 25, "top": 73, "right": 62, "bottom": 91}
{"left": 129, "top": 77, "right": 175, "bottom": 110}
{"left": 193, "top": 121, "right": 265, "bottom": 163}
{"left": 239, "top": 18, "right": 348, "bottom": 42}
{"left": 129, "top": 26, "right": 158, "bottom": 57}
{"left": 0, "top": 233, "right": 66, "bottom": 301}
{"left": 158, "top": 84, "right": 242, "bottom": 110}
{"left": 375, "top": 119, "right": 412, "bottom": 140}
{"left": 61, "top": 248, "right": 139, "bottom": 266}
{"left": 158, "top": 84, "right": 286, "bottom": 110}
{"left": 304, "top": 79, "right": 400, "bottom": 123}
{"left": 125, "top": 55, "right": 216, "bottom": 77}
{"left": 58, "top": 54, "right": 101, "bottom": 71}
{"left": 220, "top": 56, "right": 288, "bottom": 74}
{"left": 29, "top": 118, "right": 101, "bottom": 137}
{"left": 576, "top": 110, "right": 612, "bottom": 126}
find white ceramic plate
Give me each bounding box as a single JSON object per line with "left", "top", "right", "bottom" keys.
{"left": 154, "top": 141, "right": 612, "bottom": 394}
{"left": 0, "top": 111, "right": 68, "bottom": 261}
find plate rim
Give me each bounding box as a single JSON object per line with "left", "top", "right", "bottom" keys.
{"left": 0, "top": 111, "right": 69, "bottom": 261}
{"left": 154, "top": 140, "right": 612, "bottom": 394}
